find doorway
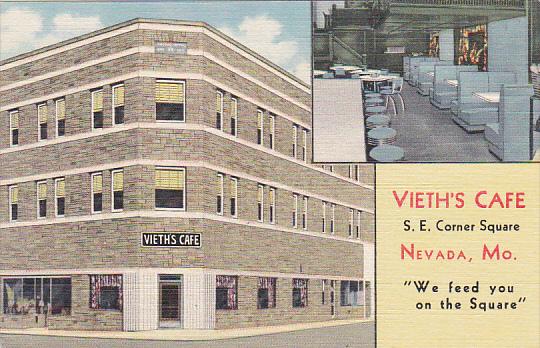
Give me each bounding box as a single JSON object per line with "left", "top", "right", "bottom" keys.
{"left": 159, "top": 275, "right": 182, "bottom": 328}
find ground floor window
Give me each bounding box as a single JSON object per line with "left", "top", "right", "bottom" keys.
{"left": 89, "top": 275, "right": 123, "bottom": 311}
{"left": 216, "top": 275, "right": 237, "bottom": 310}
{"left": 2, "top": 277, "right": 71, "bottom": 315}
{"left": 340, "top": 280, "right": 363, "bottom": 307}
{"left": 257, "top": 277, "right": 276, "bottom": 309}
{"left": 292, "top": 278, "right": 308, "bottom": 308}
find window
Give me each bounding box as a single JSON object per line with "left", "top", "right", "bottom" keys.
{"left": 37, "top": 181, "right": 47, "bottom": 218}
{"left": 257, "top": 184, "right": 264, "bottom": 222}
{"left": 329, "top": 166, "right": 334, "bottom": 173}
{"left": 111, "top": 169, "right": 124, "bottom": 212}
{"left": 216, "top": 91, "right": 223, "bottom": 130}
{"left": 292, "top": 125, "right": 298, "bottom": 158}
{"left": 292, "top": 278, "right": 308, "bottom": 308}
{"left": 302, "top": 196, "right": 308, "bottom": 230}
{"left": 112, "top": 84, "right": 125, "bottom": 125}
{"left": 3, "top": 277, "right": 71, "bottom": 316}
{"left": 356, "top": 211, "right": 361, "bottom": 239}
{"left": 230, "top": 97, "right": 238, "bottom": 137}
{"left": 155, "top": 80, "right": 185, "bottom": 121}
{"left": 217, "top": 174, "right": 224, "bottom": 215}
{"left": 91, "top": 89, "right": 104, "bottom": 129}
{"left": 155, "top": 168, "right": 185, "bottom": 209}
{"left": 257, "top": 277, "right": 276, "bottom": 309}
{"left": 89, "top": 275, "right": 122, "bottom": 311}
{"left": 91, "top": 173, "right": 103, "bottom": 213}
{"left": 302, "top": 129, "right": 308, "bottom": 162}
{"left": 8, "top": 185, "right": 18, "bottom": 221}
{"left": 37, "top": 103, "right": 48, "bottom": 140}
{"left": 230, "top": 177, "right": 238, "bottom": 218}
{"left": 269, "top": 115, "right": 275, "bottom": 150}
{"left": 9, "top": 111, "right": 19, "bottom": 146}
{"left": 331, "top": 204, "right": 336, "bottom": 234}
{"left": 322, "top": 279, "right": 327, "bottom": 304}
{"left": 257, "top": 110, "right": 264, "bottom": 145}
{"left": 322, "top": 202, "right": 326, "bottom": 233}
{"left": 340, "top": 281, "right": 363, "bottom": 306}
{"left": 348, "top": 165, "right": 353, "bottom": 179}
{"left": 269, "top": 188, "right": 276, "bottom": 224}
{"left": 55, "top": 178, "right": 65, "bottom": 217}
{"left": 216, "top": 275, "right": 237, "bottom": 310}
{"left": 55, "top": 99, "right": 66, "bottom": 137}
{"left": 354, "top": 165, "right": 360, "bottom": 181}
{"left": 349, "top": 209, "right": 354, "bottom": 237}
{"left": 292, "top": 193, "right": 298, "bottom": 228}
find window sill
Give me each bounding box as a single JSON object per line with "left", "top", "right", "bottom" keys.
{"left": 155, "top": 207, "right": 186, "bottom": 211}
{"left": 155, "top": 120, "right": 186, "bottom": 123}
{"left": 111, "top": 209, "right": 124, "bottom": 213}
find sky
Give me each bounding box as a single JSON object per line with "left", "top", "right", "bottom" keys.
{"left": 0, "top": 1, "right": 312, "bottom": 82}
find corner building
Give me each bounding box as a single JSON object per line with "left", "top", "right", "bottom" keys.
{"left": 0, "top": 19, "right": 374, "bottom": 331}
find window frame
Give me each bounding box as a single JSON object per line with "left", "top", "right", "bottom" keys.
{"left": 302, "top": 129, "right": 308, "bottom": 163}
{"left": 349, "top": 209, "right": 354, "bottom": 238}
{"left": 217, "top": 173, "right": 224, "bottom": 215}
{"left": 9, "top": 110, "right": 19, "bottom": 147}
{"left": 54, "top": 178, "right": 65, "bottom": 218}
{"left": 257, "top": 110, "right": 264, "bottom": 145}
{"left": 230, "top": 97, "right": 238, "bottom": 137}
{"left": 55, "top": 98, "right": 66, "bottom": 138}
{"left": 8, "top": 185, "right": 18, "bottom": 222}
{"left": 302, "top": 196, "right": 308, "bottom": 230}
{"left": 356, "top": 210, "right": 362, "bottom": 239}
{"left": 269, "top": 115, "right": 275, "bottom": 150}
{"left": 155, "top": 79, "right": 186, "bottom": 123}
{"left": 154, "top": 166, "right": 186, "bottom": 211}
{"left": 111, "top": 169, "right": 124, "bottom": 213}
{"left": 230, "top": 177, "right": 238, "bottom": 218}
{"left": 292, "top": 193, "right": 298, "bottom": 228}
{"left": 112, "top": 83, "right": 125, "bottom": 126}
{"left": 37, "top": 102, "right": 48, "bottom": 141}
{"left": 257, "top": 184, "right": 264, "bottom": 222}
{"left": 36, "top": 180, "right": 47, "bottom": 219}
{"left": 292, "top": 124, "right": 298, "bottom": 158}
{"left": 91, "top": 89, "right": 104, "bottom": 130}
{"left": 331, "top": 204, "right": 336, "bottom": 234}
{"left": 91, "top": 172, "right": 103, "bottom": 214}
{"left": 269, "top": 187, "right": 276, "bottom": 224}
{"left": 215, "top": 275, "right": 238, "bottom": 310}
{"left": 322, "top": 201, "right": 326, "bottom": 233}
{"left": 216, "top": 90, "right": 224, "bottom": 131}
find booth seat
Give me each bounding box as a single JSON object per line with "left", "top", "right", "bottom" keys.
{"left": 452, "top": 71, "right": 517, "bottom": 132}
{"left": 408, "top": 57, "right": 439, "bottom": 87}
{"left": 430, "top": 66, "right": 478, "bottom": 109}
{"left": 485, "top": 85, "right": 534, "bottom": 161}
{"left": 403, "top": 56, "right": 410, "bottom": 81}
{"left": 417, "top": 61, "right": 453, "bottom": 96}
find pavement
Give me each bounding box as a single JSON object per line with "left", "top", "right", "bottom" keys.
{"left": 0, "top": 318, "right": 372, "bottom": 341}
{"left": 0, "top": 321, "right": 375, "bottom": 348}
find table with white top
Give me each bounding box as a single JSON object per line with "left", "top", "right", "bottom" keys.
{"left": 473, "top": 92, "right": 500, "bottom": 103}
{"left": 446, "top": 79, "right": 459, "bottom": 87}
{"left": 329, "top": 65, "right": 361, "bottom": 71}
{"left": 427, "top": 72, "right": 435, "bottom": 77}
{"left": 313, "top": 70, "right": 327, "bottom": 77}
{"left": 350, "top": 69, "right": 370, "bottom": 75}
{"left": 359, "top": 75, "right": 395, "bottom": 92}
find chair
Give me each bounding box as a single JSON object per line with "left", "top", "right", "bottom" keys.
{"left": 334, "top": 68, "right": 346, "bottom": 78}
{"left": 380, "top": 77, "right": 405, "bottom": 115}
{"left": 365, "top": 97, "right": 385, "bottom": 107}
{"left": 322, "top": 72, "right": 334, "bottom": 79}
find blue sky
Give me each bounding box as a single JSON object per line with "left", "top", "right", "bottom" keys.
{"left": 0, "top": 1, "right": 312, "bottom": 81}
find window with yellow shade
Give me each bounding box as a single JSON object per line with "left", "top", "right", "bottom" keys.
{"left": 155, "top": 168, "right": 185, "bottom": 209}
{"left": 155, "top": 80, "right": 185, "bottom": 121}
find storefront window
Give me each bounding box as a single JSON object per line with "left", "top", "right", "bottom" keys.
{"left": 292, "top": 278, "right": 308, "bottom": 308}
{"left": 89, "top": 275, "right": 123, "bottom": 311}
{"left": 216, "top": 275, "right": 237, "bottom": 310}
{"left": 340, "top": 280, "right": 364, "bottom": 307}
{"left": 257, "top": 277, "right": 276, "bottom": 309}
{"left": 3, "top": 277, "right": 71, "bottom": 315}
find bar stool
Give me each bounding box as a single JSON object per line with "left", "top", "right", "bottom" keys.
{"left": 365, "top": 105, "right": 387, "bottom": 116}
{"left": 365, "top": 97, "right": 385, "bottom": 107}
{"left": 367, "top": 127, "right": 397, "bottom": 146}
{"left": 366, "top": 115, "right": 391, "bottom": 129}
{"left": 380, "top": 77, "right": 405, "bottom": 115}
{"left": 369, "top": 145, "right": 404, "bottom": 162}
{"left": 364, "top": 93, "right": 382, "bottom": 99}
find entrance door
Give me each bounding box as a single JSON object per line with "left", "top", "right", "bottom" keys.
{"left": 159, "top": 275, "right": 182, "bottom": 328}
{"left": 330, "top": 280, "right": 336, "bottom": 317}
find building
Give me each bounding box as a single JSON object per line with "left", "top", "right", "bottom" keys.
{"left": 0, "top": 19, "right": 375, "bottom": 331}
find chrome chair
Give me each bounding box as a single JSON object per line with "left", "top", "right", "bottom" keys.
{"left": 380, "top": 77, "right": 405, "bottom": 115}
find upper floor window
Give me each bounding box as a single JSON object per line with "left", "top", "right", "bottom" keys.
{"left": 155, "top": 168, "right": 185, "bottom": 210}
{"left": 55, "top": 99, "right": 66, "bottom": 137}
{"left": 302, "top": 196, "right": 308, "bottom": 230}
{"left": 349, "top": 209, "right": 354, "bottom": 238}
{"left": 292, "top": 125, "right": 298, "bottom": 158}
{"left": 37, "top": 103, "right": 48, "bottom": 140}
{"left": 230, "top": 97, "right": 238, "bottom": 137}
{"left": 217, "top": 173, "right": 224, "bottom": 215}
{"left": 269, "top": 115, "right": 275, "bottom": 150}
{"left": 356, "top": 211, "right": 361, "bottom": 239}
{"left": 354, "top": 165, "right": 360, "bottom": 181}
{"left": 257, "top": 184, "right": 264, "bottom": 222}
{"left": 111, "top": 169, "right": 124, "bottom": 212}
{"left": 302, "top": 129, "right": 308, "bottom": 163}
{"left": 55, "top": 178, "right": 65, "bottom": 217}
{"left": 257, "top": 110, "right": 264, "bottom": 145}
{"left": 322, "top": 201, "right": 327, "bottom": 233}
{"left": 330, "top": 204, "right": 336, "bottom": 234}
{"left": 216, "top": 91, "right": 223, "bottom": 130}
{"left": 9, "top": 110, "right": 19, "bottom": 146}
{"left": 269, "top": 187, "right": 276, "bottom": 224}
{"left": 37, "top": 181, "right": 47, "bottom": 219}
{"left": 112, "top": 84, "right": 125, "bottom": 125}
{"left": 91, "top": 89, "right": 104, "bottom": 129}
{"left": 155, "top": 80, "right": 185, "bottom": 122}
{"left": 329, "top": 165, "right": 334, "bottom": 173}
{"left": 91, "top": 172, "right": 103, "bottom": 213}
{"left": 230, "top": 177, "right": 238, "bottom": 218}
{"left": 348, "top": 165, "right": 353, "bottom": 179}
{"left": 292, "top": 193, "right": 298, "bottom": 228}
{"left": 8, "top": 185, "right": 18, "bottom": 221}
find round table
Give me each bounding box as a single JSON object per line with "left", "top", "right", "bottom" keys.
{"left": 329, "top": 65, "right": 361, "bottom": 71}
{"left": 367, "top": 127, "right": 397, "bottom": 146}
{"left": 366, "top": 115, "right": 391, "bottom": 129}
{"left": 369, "top": 145, "right": 404, "bottom": 162}
{"left": 365, "top": 97, "right": 385, "bottom": 106}
{"left": 365, "top": 106, "right": 387, "bottom": 115}
{"left": 313, "top": 70, "right": 327, "bottom": 77}
{"left": 364, "top": 93, "right": 382, "bottom": 98}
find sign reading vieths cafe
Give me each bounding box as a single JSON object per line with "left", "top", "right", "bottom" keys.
{"left": 141, "top": 232, "right": 201, "bottom": 247}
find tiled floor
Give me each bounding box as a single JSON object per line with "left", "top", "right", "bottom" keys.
{"left": 388, "top": 83, "right": 497, "bottom": 162}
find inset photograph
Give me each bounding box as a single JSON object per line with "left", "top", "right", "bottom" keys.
{"left": 312, "top": 1, "right": 540, "bottom": 163}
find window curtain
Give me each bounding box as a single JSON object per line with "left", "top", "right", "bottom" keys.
{"left": 258, "top": 277, "right": 276, "bottom": 307}
{"left": 56, "top": 99, "right": 66, "bottom": 120}
{"left": 293, "top": 278, "right": 308, "bottom": 306}
{"left": 10, "top": 111, "right": 19, "bottom": 128}
{"left": 156, "top": 82, "right": 184, "bottom": 103}
{"left": 216, "top": 275, "right": 237, "bottom": 309}
{"left": 89, "top": 275, "right": 122, "bottom": 310}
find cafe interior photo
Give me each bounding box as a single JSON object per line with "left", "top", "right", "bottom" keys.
{"left": 312, "top": 0, "right": 540, "bottom": 163}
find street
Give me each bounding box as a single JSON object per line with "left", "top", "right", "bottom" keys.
{"left": 0, "top": 322, "right": 374, "bottom": 348}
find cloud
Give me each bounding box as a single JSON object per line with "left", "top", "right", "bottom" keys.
{"left": 0, "top": 8, "right": 103, "bottom": 59}
{"left": 292, "top": 62, "right": 312, "bottom": 84}
{"left": 220, "top": 15, "right": 305, "bottom": 80}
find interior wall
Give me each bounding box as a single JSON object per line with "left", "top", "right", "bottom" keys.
{"left": 488, "top": 16, "right": 529, "bottom": 84}
{"left": 439, "top": 29, "right": 454, "bottom": 62}
{"left": 531, "top": 0, "right": 540, "bottom": 65}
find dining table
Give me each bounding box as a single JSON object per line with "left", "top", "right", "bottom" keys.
{"left": 473, "top": 92, "right": 500, "bottom": 103}
{"left": 329, "top": 65, "right": 361, "bottom": 71}
{"left": 359, "top": 75, "right": 395, "bottom": 92}
{"left": 446, "top": 79, "right": 459, "bottom": 87}
{"left": 313, "top": 70, "right": 327, "bottom": 77}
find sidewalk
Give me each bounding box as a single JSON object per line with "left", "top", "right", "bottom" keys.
{"left": 0, "top": 318, "right": 373, "bottom": 341}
